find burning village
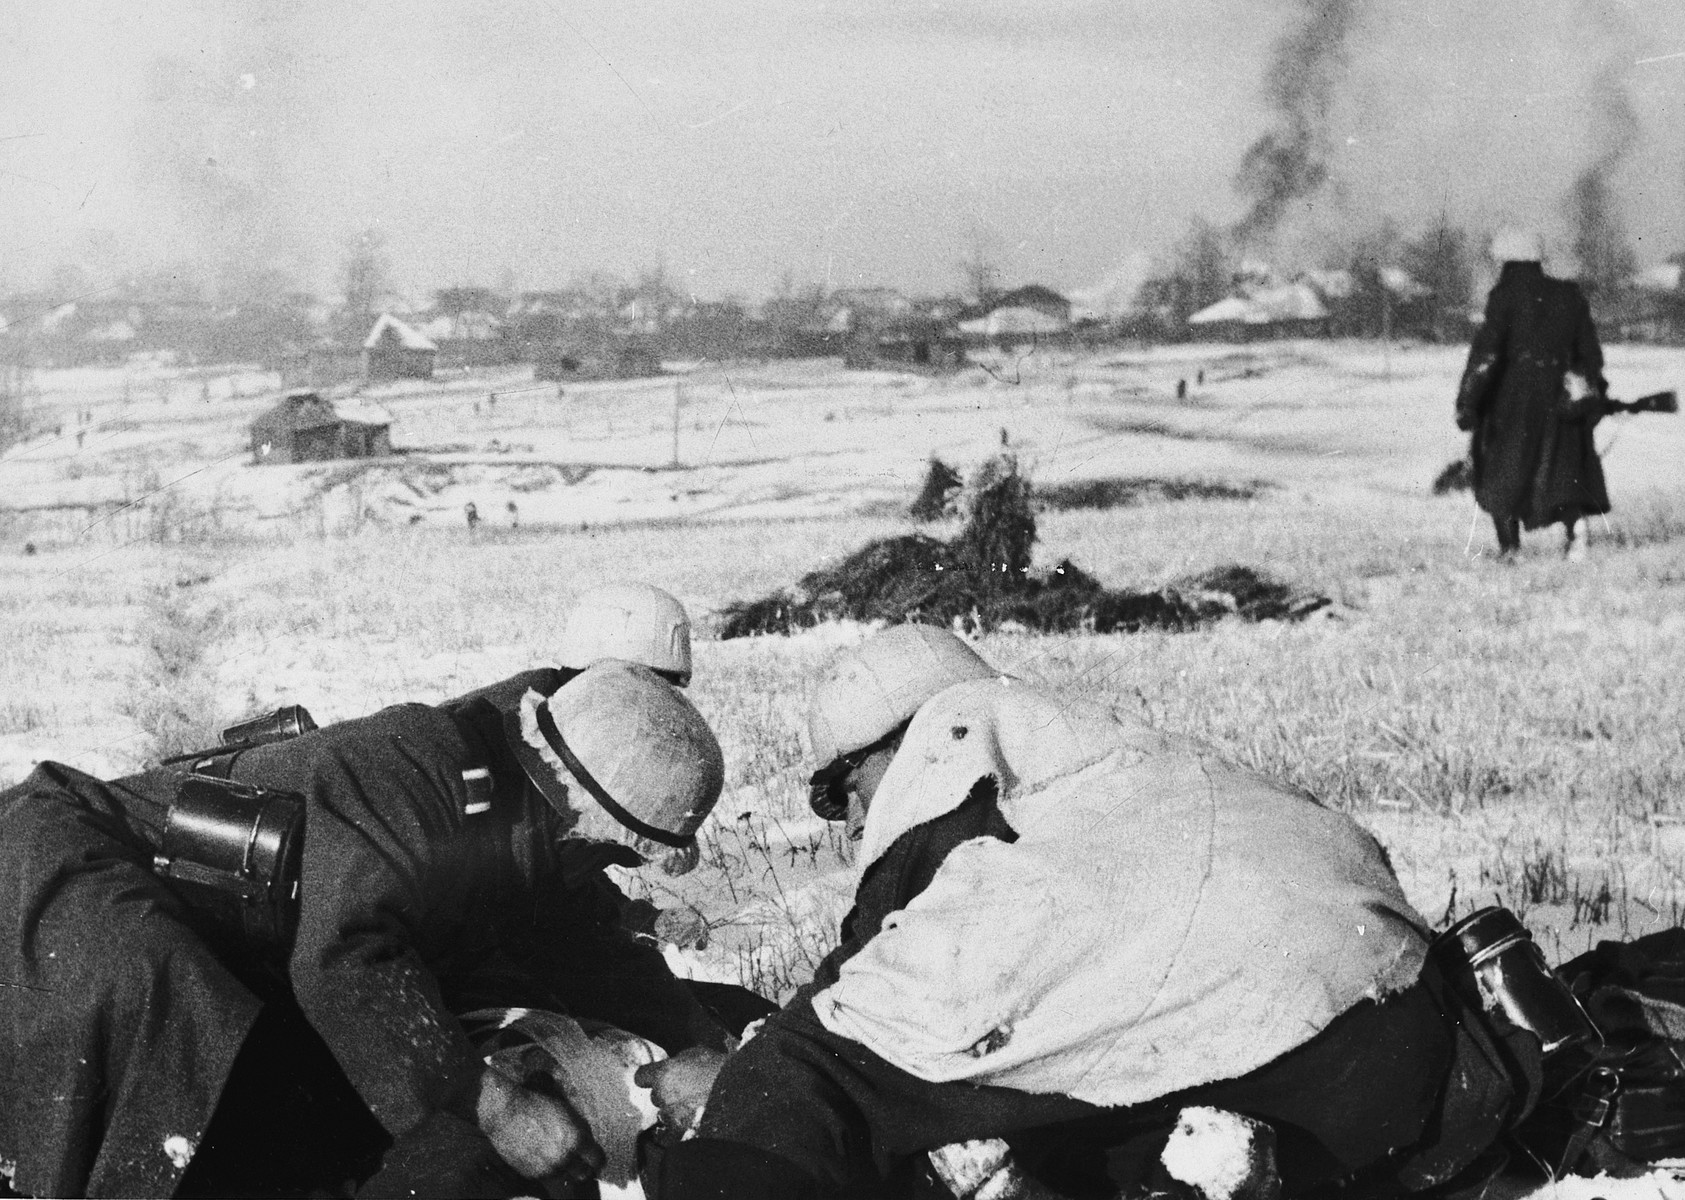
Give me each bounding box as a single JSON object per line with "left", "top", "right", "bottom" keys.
{"left": 3, "top": 2, "right": 1685, "bottom": 1198}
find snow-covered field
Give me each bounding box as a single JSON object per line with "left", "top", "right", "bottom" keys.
{"left": 4, "top": 337, "right": 1685, "bottom": 999}
{"left": 5, "top": 342, "right": 1684, "bottom": 963}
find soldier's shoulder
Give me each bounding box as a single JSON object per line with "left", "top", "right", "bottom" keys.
{"left": 293, "top": 703, "right": 464, "bottom": 765}
{"left": 343, "top": 701, "right": 462, "bottom": 741}
{"left": 435, "top": 667, "right": 566, "bottom": 715}
{"left": 1545, "top": 274, "right": 1589, "bottom": 301}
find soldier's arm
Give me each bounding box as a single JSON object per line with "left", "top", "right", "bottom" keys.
{"left": 286, "top": 786, "right": 484, "bottom": 1137}
{"left": 1570, "top": 285, "right": 1608, "bottom": 406}
{"left": 513, "top": 874, "right": 732, "bottom": 1054}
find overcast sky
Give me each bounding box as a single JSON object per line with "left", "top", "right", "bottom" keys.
{"left": 3, "top": 0, "right": 1683, "bottom": 303}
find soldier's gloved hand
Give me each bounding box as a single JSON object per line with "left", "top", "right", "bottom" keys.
{"left": 476, "top": 1065, "right": 605, "bottom": 1181}
{"left": 653, "top": 906, "right": 709, "bottom": 949}
{"left": 633, "top": 1045, "right": 728, "bottom": 1133}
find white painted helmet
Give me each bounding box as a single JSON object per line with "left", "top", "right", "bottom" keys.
{"left": 1491, "top": 226, "right": 1544, "bottom": 264}
{"left": 517, "top": 660, "right": 724, "bottom": 845}
{"left": 808, "top": 624, "right": 996, "bottom": 768}
{"left": 558, "top": 583, "right": 693, "bottom": 686}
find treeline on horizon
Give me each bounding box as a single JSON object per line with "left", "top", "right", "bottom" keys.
{"left": 5, "top": 206, "right": 1685, "bottom": 372}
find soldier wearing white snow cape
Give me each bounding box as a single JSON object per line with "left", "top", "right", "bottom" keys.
{"left": 648, "top": 625, "right": 1543, "bottom": 1200}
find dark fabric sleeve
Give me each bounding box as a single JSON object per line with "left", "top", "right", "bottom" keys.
{"left": 652, "top": 1136, "right": 826, "bottom": 1200}
{"left": 662, "top": 785, "right": 1062, "bottom": 1195}
{"left": 677, "top": 995, "right": 1095, "bottom": 1195}
{"left": 1456, "top": 286, "right": 1509, "bottom": 431}
{"left": 235, "top": 708, "right": 488, "bottom": 1140}
{"left": 355, "top": 1110, "right": 529, "bottom": 1199}
{"left": 435, "top": 668, "right": 566, "bottom": 720}
{"left": 812, "top": 778, "right": 1011, "bottom": 993}
{"left": 1570, "top": 284, "right": 1608, "bottom": 413}
{"left": 507, "top": 876, "right": 732, "bottom": 1054}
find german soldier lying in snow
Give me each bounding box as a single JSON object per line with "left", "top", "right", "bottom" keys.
{"left": 0, "top": 659, "right": 732, "bottom": 1199}
{"left": 643, "top": 625, "right": 1545, "bottom": 1199}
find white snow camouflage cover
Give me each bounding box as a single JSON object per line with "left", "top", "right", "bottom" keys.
{"left": 814, "top": 678, "right": 1430, "bottom": 1107}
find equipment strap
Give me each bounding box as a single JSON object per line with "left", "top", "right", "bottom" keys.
{"left": 1554, "top": 1067, "right": 1621, "bottom": 1176}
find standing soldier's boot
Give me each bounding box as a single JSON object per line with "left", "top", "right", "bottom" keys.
{"left": 1494, "top": 517, "right": 1521, "bottom": 557}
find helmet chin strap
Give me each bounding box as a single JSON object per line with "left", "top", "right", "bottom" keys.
{"left": 533, "top": 702, "right": 693, "bottom": 850}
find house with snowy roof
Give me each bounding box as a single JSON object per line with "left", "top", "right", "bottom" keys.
{"left": 1187, "top": 283, "right": 1330, "bottom": 339}
{"left": 363, "top": 313, "right": 437, "bottom": 381}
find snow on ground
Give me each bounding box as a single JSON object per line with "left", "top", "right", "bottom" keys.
{"left": 9, "top": 344, "right": 1682, "bottom": 546}
{"left": 5, "top": 343, "right": 1685, "bottom": 1192}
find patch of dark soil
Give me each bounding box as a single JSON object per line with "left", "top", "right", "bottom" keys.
{"left": 1433, "top": 457, "right": 1473, "bottom": 495}
{"left": 1038, "top": 476, "right": 1266, "bottom": 511}
{"left": 719, "top": 456, "right": 1330, "bottom": 638}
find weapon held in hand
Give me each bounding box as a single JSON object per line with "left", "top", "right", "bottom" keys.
{"left": 1599, "top": 390, "right": 1678, "bottom": 417}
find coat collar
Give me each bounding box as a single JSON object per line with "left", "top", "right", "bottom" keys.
{"left": 855, "top": 677, "right": 1181, "bottom": 876}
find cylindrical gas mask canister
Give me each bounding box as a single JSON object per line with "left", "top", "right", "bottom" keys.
{"left": 221, "top": 704, "right": 318, "bottom": 748}
{"left": 1434, "top": 907, "right": 1601, "bottom": 1057}
{"left": 154, "top": 773, "right": 305, "bottom": 950}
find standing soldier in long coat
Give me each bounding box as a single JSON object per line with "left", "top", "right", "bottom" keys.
{"left": 1455, "top": 227, "right": 1611, "bottom": 560}
{"left": 0, "top": 660, "right": 730, "bottom": 1198}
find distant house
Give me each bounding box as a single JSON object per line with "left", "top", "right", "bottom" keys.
{"left": 1188, "top": 283, "right": 1329, "bottom": 340}
{"left": 534, "top": 334, "right": 663, "bottom": 382}
{"left": 953, "top": 285, "right": 1074, "bottom": 346}
{"left": 363, "top": 314, "right": 437, "bottom": 381}
{"left": 823, "top": 288, "right": 914, "bottom": 335}
{"left": 250, "top": 392, "right": 393, "bottom": 465}
{"left": 414, "top": 310, "right": 507, "bottom": 367}
{"left": 993, "top": 284, "right": 1073, "bottom": 325}
{"left": 957, "top": 306, "right": 1070, "bottom": 344}
{"left": 845, "top": 315, "right": 967, "bottom": 371}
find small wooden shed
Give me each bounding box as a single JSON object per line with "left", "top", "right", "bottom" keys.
{"left": 250, "top": 392, "right": 393, "bottom": 465}
{"left": 844, "top": 316, "right": 967, "bottom": 371}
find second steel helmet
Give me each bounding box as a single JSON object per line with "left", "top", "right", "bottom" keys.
{"left": 510, "top": 659, "right": 725, "bottom": 845}
{"left": 807, "top": 624, "right": 996, "bottom": 768}
{"left": 558, "top": 583, "right": 693, "bottom": 686}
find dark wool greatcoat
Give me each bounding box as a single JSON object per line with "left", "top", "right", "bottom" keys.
{"left": 1455, "top": 261, "right": 1611, "bottom": 529}
{"left": 436, "top": 666, "right": 572, "bottom": 721}
{"left": 0, "top": 701, "right": 720, "bottom": 1198}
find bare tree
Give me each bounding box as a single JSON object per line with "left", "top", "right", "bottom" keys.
{"left": 958, "top": 229, "right": 1005, "bottom": 306}
{"left": 1137, "top": 219, "right": 1233, "bottom": 328}
{"left": 1401, "top": 217, "right": 1474, "bottom": 343}
{"left": 339, "top": 227, "right": 390, "bottom": 340}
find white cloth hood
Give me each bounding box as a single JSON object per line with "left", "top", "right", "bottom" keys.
{"left": 854, "top": 677, "right": 1184, "bottom": 877}
{"left": 818, "top": 680, "right": 1430, "bottom": 1108}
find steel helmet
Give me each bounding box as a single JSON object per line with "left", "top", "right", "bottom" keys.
{"left": 558, "top": 583, "right": 693, "bottom": 686}
{"left": 511, "top": 659, "right": 725, "bottom": 845}
{"left": 808, "top": 624, "right": 996, "bottom": 768}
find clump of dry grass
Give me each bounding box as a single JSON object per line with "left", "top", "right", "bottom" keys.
{"left": 718, "top": 457, "right": 1327, "bottom": 637}
{"left": 118, "top": 579, "right": 227, "bottom": 762}
{"left": 1595, "top": 488, "right": 1685, "bottom": 550}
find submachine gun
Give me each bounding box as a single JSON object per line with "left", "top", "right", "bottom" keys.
{"left": 1594, "top": 391, "right": 1679, "bottom": 417}
{"left": 1561, "top": 373, "right": 1678, "bottom": 420}
{"left": 153, "top": 705, "right": 319, "bottom": 949}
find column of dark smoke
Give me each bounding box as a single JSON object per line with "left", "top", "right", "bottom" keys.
{"left": 1231, "top": 0, "right": 1358, "bottom": 249}
{"left": 1569, "top": 62, "right": 1638, "bottom": 299}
